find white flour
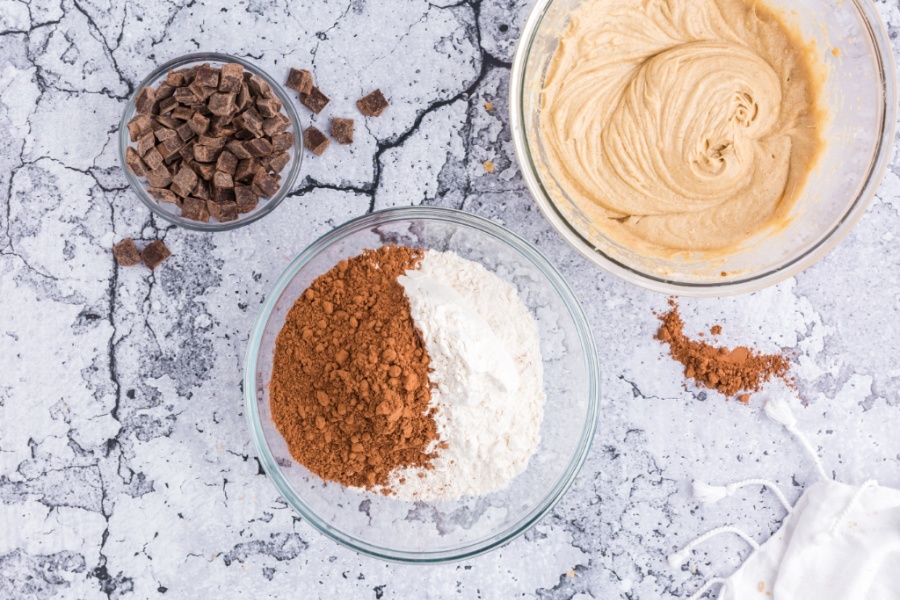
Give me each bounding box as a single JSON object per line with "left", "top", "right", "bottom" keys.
{"left": 387, "top": 250, "right": 545, "bottom": 501}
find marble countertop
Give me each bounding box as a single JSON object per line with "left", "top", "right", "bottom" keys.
{"left": 2, "top": 0, "right": 900, "bottom": 598}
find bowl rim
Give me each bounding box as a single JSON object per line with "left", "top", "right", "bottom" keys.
{"left": 509, "top": 0, "right": 898, "bottom": 297}
{"left": 243, "top": 206, "right": 601, "bottom": 563}
{"left": 118, "top": 52, "right": 304, "bottom": 232}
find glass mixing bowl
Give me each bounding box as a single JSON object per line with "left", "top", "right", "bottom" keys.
{"left": 118, "top": 53, "right": 303, "bottom": 232}
{"left": 510, "top": 0, "right": 896, "bottom": 296}
{"left": 244, "top": 207, "right": 599, "bottom": 562}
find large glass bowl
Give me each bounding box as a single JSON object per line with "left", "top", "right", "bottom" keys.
{"left": 118, "top": 53, "right": 303, "bottom": 232}
{"left": 244, "top": 207, "right": 599, "bottom": 562}
{"left": 510, "top": 0, "right": 897, "bottom": 296}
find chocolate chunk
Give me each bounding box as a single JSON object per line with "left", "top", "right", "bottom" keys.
{"left": 145, "top": 164, "right": 173, "bottom": 188}
{"left": 253, "top": 170, "right": 280, "bottom": 197}
{"left": 125, "top": 147, "right": 147, "bottom": 177}
{"left": 166, "top": 70, "right": 186, "bottom": 87}
{"left": 208, "top": 199, "right": 239, "bottom": 222}
{"left": 126, "top": 115, "right": 153, "bottom": 141}
{"left": 194, "top": 144, "right": 221, "bottom": 163}
{"left": 219, "top": 63, "right": 244, "bottom": 93}
{"left": 303, "top": 126, "right": 330, "bottom": 156}
{"left": 270, "top": 131, "right": 294, "bottom": 153}
{"left": 113, "top": 238, "right": 142, "bottom": 266}
{"left": 156, "top": 137, "right": 183, "bottom": 160}
{"left": 171, "top": 165, "right": 198, "bottom": 197}
{"left": 247, "top": 74, "right": 272, "bottom": 97}
{"left": 172, "top": 105, "right": 194, "bottom": 121}
{"left": 209, "top": 116, "right": 237, "bottom": 138}
{"left": 188, "top": 112, "right": 210, "bottom": 136}
{"left": 256, "top": 97, "right": 282, "bottom": 118}
{"left": 216, "top": 151, "right": 238, "bottom": 175}
{"left": 237, "top": 107, "right": 265, "bottom": 138}
{"left": 213, "top": 171, "right": 234, "bottom": 189}
{"left": 244, "top": 138, "right": 273, "bottom": 157}
{"left": 176, "top": 122, "right": 195, "bottom": 142}
{"left": 180, "top": 66, "right": 198, "bottom": 83}
{"left": 189, "top": 80, "right": 215, "bottom": 103}
{"left": 194, "top": 161, "right": 216, "bottom": 181}
{"left": 134, "top": 87, "right": 156, "bottom": 114}
{"left": 174, "top": 87, "right": 199, "bottom": 105}
{"left": 300, "top": 86, "right": 330, "bottom": 114}
{"left": 208, "top": 92, "right": 236, "bottom": 116}
{"left": 234, "top": 158, "right": 260, "bottom": 183}
{"left": 236, "top": 84, "right": 252, "bottom": 112}
{"left": 155, "top": 114, "right": 182, "bottom": 129}
{"left": 141, "top": 240, "right": 171, "bottom": 270}
{"left": 212, "top": 186, "right": 236, "bottom": 204}
{"left": 285, "top": 68, "right": 313, "bottom": 95}
{"left": 357, "top": 89, "right": 389, "bottom": 117}
{"left": 266, "top": 151, "right": 290, "bottom": 174}
{"left": 155, "top": 83, "right": 176, "bottom": 101}
{"left": 194, "top": 65, "right": 220, "bottom": 88}
{"left": 192, "top": 177, "right": 210, "bottom": 199}
{"left": 262, "top": 113, "right": 291, "bottom": 136}
{"left": 331, "top": 118, "right": 354, "bottom": 145}
{"left": 225, "top": 139, "right": 252, "bottom": 160}
{"left": 180, "top": 197, "right": 210, "bottom": 222}
{"left": 158, "top": 96, "right": 180, "bottom": 115}
{"left": 137, "top": 131, "right": 156, "bottom": 156}
{"left": 178, "top": 143, "right": 195, "bottom": 163}
{"left": 234, "top": 186, "right": 259, "bottom": 213}
{"left": 197, "top": 135, "right": 227, "bottom": 149}
{"left": 147, "top": 186, "right": 179, "bottom": 203}
{"left": 155, "top": 128, "right": 177, "bottom": 142}
{"left": 233, "top": 129, "right": 254, "bottom": 141}
{"left": 143, "top": 146, "right": 164, "bottom": 170}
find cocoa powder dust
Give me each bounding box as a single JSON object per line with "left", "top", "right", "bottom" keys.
{"left": 270, "top": 246, "right": 438, "bottom": 490}
{"left": 655, "top": 300, "right": 792, "bottom": 402}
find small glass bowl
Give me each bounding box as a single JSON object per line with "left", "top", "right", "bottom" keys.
{"left": 510, "top": 0, "right": 897, "bottom": 296}
{"left": 244, "top": 207, "right": 600, "bottom": 562}
{"left": 118, "top": 53, "right": 303, "bottom": 232}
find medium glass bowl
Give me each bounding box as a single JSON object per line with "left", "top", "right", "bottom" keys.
{"left": 244, "top": 207, "right": 599, "bottom": 562}
{"left": 510, "top": 0, "right": 897, "bottom": 296}
{"left": 118, "top": 53, "right": 303, "bottom": 232}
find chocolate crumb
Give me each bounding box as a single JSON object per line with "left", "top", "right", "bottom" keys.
{"left": 300, "top": 86, "right": 330, "bottom": 114}
{"left": 285, "top": 68, "right": 314, "bottom": 95}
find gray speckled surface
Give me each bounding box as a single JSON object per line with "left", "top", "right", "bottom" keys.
{"left": 1, "top": 0, "right": 900, "bottom": 598}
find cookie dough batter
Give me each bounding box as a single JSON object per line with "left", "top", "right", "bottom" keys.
{"left": 540, "top": 0, "right": 824, "bottom": 255}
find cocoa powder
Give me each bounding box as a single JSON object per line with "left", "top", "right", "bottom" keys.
{"left": 270, "top": 246, "right": 437, "bottom": 489}
{"left": 655, "top": 300, "right": 791, "bottom": 401}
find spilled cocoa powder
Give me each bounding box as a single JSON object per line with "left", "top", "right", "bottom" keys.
{"left": 270, "top": 246, "right": 438, "bottom": 489}
{"left": 655, "top": 299, "right": 792, "bottom": 402}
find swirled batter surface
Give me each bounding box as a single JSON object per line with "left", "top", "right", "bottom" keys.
{"left": 540, "top": 0, "right": 824, "bottom": 256}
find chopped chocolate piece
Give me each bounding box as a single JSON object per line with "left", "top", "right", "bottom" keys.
{"left": 178, "top": 144, "right": 195, "bottom": 163}
{"left": 236, "top": 83, "right": 252, "bottom": 112}
{"left": 238, "top": 107, "right": 265, "bottom": 137}
{"left": 166, "top": 70, "right": 186, "bottom": 87}
{"left": 188, "top": 112, "right": 210, "bottom": 136}
{"left": 208, "top": 199, "right": 239, "bottom": 222}
{"left": 175, "top": 122, "right": 195, "bottom": 142}
{"left": 300, "top": 86, "right": 330, "bottom": 114}
{"left": 234, "top": 185, "right": 258, "bottom": 212}
{"left": 256, "top": 97, "right": 282, "bottom": 118}
{"left": 126, "top": 114, "right": 153, "bottom": 141}
{"left": 197, "top": 135, "right": 227, "bottom": 149}
{"left": 225, "top": 139, "right": 252, "bottom": 160}
{"left": 125, "top": 147, "right": 147, "bottom": 177}
{"left": 303, "top": 126, "right": 330, "bottom": 156}
{"left": 171, "top": 165, "right": 198, "bottom": 197}
{"left": 209, "top": 116, "right": 237, "bottom": 138}
{"left": 180, "top": 65, "right": 198, "bottom": 83}
{"left": 157, "top": 137, "right": 183, "bottom": 160}
{"left": 262, "top": 113, "right": 291, "bottom": 136}
{"left": 213, "top": 171, "right": 234, "bottom": 189}
{"left": 212, "top": 186, "right": 236, "bottom": 204}
{"left": 192, "top": 177, "right": 210, "bottom": 199}
{"left": 143, "top": 146, "right": 164, "bottom": 170}
{"left": 145, "top": 164, "right": 173, "bottom": 188}
{"left": 244, "top": 137, "right": 273, "bottom": 157}
{"left": 137, "top": 131, "right": 156, "bottom": 156}
{"left": 155, "top": 127, "right": 177, "bottom": 142}
{"left": 331, "top": 117, "right": 354, "bottom": 145}
{"left": 157, "top": 96, "right": 180, "bottom": 115}
{"left": 285, "top": 68, "right": 313, "bottom": 95}
{"left": 194, "top": 65, "right": 220, "bottom": 88}
{"left": 113, "top": 238, "right": 142, "bottom": 266}
{"left": 194, "top": 161, "right": 216, "bottom": 181}
{"left": 189, "top": 80, "right": 215, "bottom": 103}
{"left": 357, "top": 89, "right": 389, "bottom": 117}
{"left": 270, "top": 131, "right": 294, "bottom": 153}
{"left": 208, "top": 92, "right": 236, "bottom": 116}
{"left": 155, "top": 114, "right": 182, "bottom": 129}
{"left": 233, "top": 129, "right": 254, "bottom": 141}
{"left": 134, "top": 87, "right": 156, "bottom": 114}
{"left": 253, "top": 170, "right": 280, "bottom": 197}
{"left": 180, "top": 196, "right": 209, "bottom": 222}
{"left": 219, "top": 63, "right": 244, "bottom": 93}
{"left": 234, "top": 158, "right": 260, "bottom": 183}
{"left": 247, "top": 74, "right": 272, "bottom": 97}
{"left": 163, "top": 151, "right": 181, "bottom": 166}
{"left": 147, "top": 186, "right": 179, "bottom": 203}
{"left": 171, "top": 105, "right": 194, "bottom": 121}
{"left": 156, "top": 83, "right": 176, "bottom": 101}
{"left": 266, "top": 151, "right": 290, "bottom": 174}
{"left": 174, "top": 86, "right": 199, "bottom": 105}
{"left": 194, "top": 144, "right": 221, "bottom": 163}
{"left": 141, "top": 240, "right": 171, "bottom": 270}
{"left": 216, "top": 150, "right": 238, "bottom": 175}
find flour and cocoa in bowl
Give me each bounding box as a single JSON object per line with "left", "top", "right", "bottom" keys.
{"left": 270, "top": 245, "right": 546, "bottom": 501}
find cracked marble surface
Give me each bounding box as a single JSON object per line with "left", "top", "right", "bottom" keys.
{"left": 1, "top": 0, "right": 900, "bottom": 598}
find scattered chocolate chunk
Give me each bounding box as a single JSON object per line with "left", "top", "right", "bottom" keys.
{"left": 216, "top": 151, "right": 238, "bottom": 175}
{"left": 219, "top": 63, "right": 244, "bottom": 93}
{"left": 244, "top": 138, "right": 273, "bottom": 157}
{"left": 113, "top": 238, "right": 142, "bottom": 266}
{"left": 285, "top": 68, "right": 314, "bottom": 95}
{"left": 208, "top": 199, "right": 239, "bottom": 222}
{"left": 300, "top": 86, "right": 330, "bottom": 114}
{"left": 147, "top": 187, "right": 179, "bottom": 204}
{"left": 194, "top": 65, "right": 220, "bottom": 88}
{"left": 357, "top": 89, "right": 389, "bottom": 117}
{"left": 141, "top": 240, "right": 171, "bottom": 270}
{"left": 208, "top": 92, "right": 236, "bottom": 116}
{"left": 125, "top": 147, "right": 147, "bottom": 177}
{"left": 303, "top": 126, "right": 330, "bottom": 156}
{"left": 331, "top": 118, "right": 354, "bottom": 145}
{"left": 134, "top": 87, "right": 156, "bottom": 114}
{"left": 180, "top": 197, "right": 210, "bottom": 222}
{"left": 270, "top": 131, "right": 294, "bottom": 153}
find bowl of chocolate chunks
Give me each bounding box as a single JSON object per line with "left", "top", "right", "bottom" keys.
{"left": 119, "top": 53, "right": 303, "bottom": 231}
